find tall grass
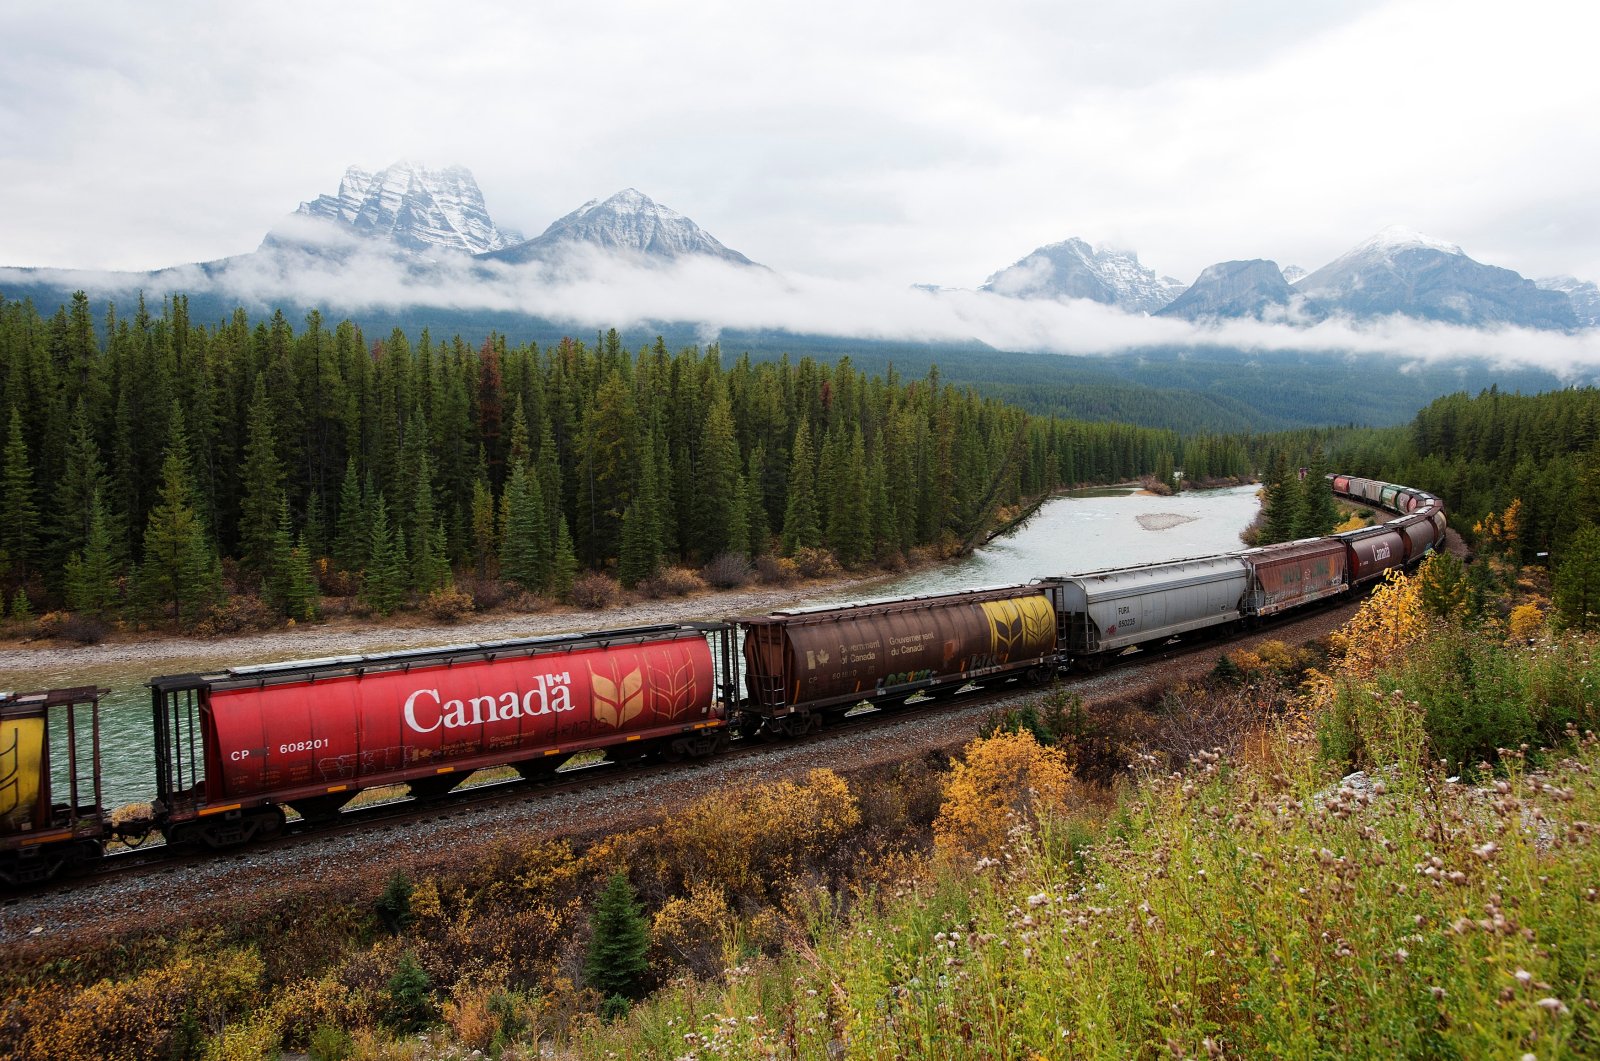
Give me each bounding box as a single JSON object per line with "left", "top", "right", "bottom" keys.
{"left": 577, "top": 618, "right": 1600, "bottom": 1058}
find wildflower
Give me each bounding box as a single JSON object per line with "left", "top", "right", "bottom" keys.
{"left": 1394, "top": 948, "right": 1409, "bottom": 963}
{"left": 1536, "top": 997, "right": 1570, "bottom": 1016}
{"left": 1514, "top": 969, "right": 1533, "bottom": 986}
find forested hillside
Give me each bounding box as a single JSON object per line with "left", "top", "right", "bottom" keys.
{"left": 1332, "top": 386, "right": 1600, "bottom": 562}
{"left": 0, "top": 292, "right": 1212, "bottom": 626}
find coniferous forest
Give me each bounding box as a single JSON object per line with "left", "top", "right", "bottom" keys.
{"left": 0, "top": 292, "right": 1234, "bottom": 629}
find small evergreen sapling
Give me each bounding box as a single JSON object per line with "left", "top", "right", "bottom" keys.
{"left": 585, "top": 872, "right": 650, "bottom": 1001}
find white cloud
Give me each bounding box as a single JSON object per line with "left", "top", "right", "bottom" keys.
{"left": 0, "top": 0, "right": 1596, "bottom": 291}
{"left": 11, "top": 246, "right": 1594, "bottom": 379}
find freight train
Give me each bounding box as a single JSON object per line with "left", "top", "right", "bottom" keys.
{"left": 0, "top": 474, "right": 1444, "bottom": 886}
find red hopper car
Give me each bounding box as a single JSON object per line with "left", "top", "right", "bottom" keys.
{"left": 145, "top": 625, "right": 735, "bottom": 847}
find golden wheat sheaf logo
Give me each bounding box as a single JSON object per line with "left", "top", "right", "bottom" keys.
{"left": 0, "top": 718, "right": 45, "bottom": 828}
{"left": 589, "top": 664, "right": 645, "bottom": 729}
{"left": 646, "top": 649, "right": 700, "bottom": 721}
{"left": 982, "top": 597, "right": 1055, "bottom": 661}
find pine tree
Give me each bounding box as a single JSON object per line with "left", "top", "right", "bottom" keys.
{"left": 499, "top": 465, "right": 546, "bottom": 591}
{"left": 695, "top": 388, "right": 742, "bottom": 559}
{"left": 406, "top": 451, "right": 449, "bottom": 594}
{"left": 550, "top": 513, "right": 579, "bottom": 598}
{"left": 237, "top": 377, "right": 284, "bottom": 577}
{"left": 584, "top": 872, "right": 649, "bottom": 1000}
{"left": 617, "top": 501, "right": 658, "bottom": 588}
{"left": 285, "top": 533, "right": 321, "bottom": 622}
{"left": 65, "top": 491, "right": 122, "bottom": 616}
{"left": 333, "top": 457, "right": 367, "bottom": 573}
{"left": 53, "top": 408, "right": 120, "bottom": 575}
{"left": 1260, "top": 452, "right": 1301, "bottom": 545}
{"left": 828, "top": 425, "right": 870, "bottom": 566}
{"left": 136, "top": 408, "right": 220, "bottom": 624}
{"left": 867, "top": 443, "right": 895, "bottom": 561}
{"left": 1555, "top": 526, "right": 1600, "bottom": 632}
{"left": 746, "top": 446, "right": 771, "bottom": 557}
{"left": 781, "top": 420, "right": 821, "bottom": 555}
{"left": 470, "top": 472, "right": 497, "bottom": 579}
{"left": 1, "top": 409, "right": 39, "bottom": 582}
{"left": 361, "top": 495, "right": 406, "bottom": 615}
{"left": 264, "top": 496, "right": 320, "bottom": 620}
{"left": 1295, "top": 451, "right": 1340, "bottom": 538}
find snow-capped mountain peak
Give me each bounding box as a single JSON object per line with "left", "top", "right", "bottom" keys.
{"left": 1296, "top": 227, "right": 1575, "bottom": 329}
{"left": 480, "top": 188, "right": 758, "bottom": 267}
{"left": 1538, "top": 275, "right": 1600, "bottom": 327}
{"left": 287, "top": 161, "right": 522, "bottom": 256}
{"left": 980, "top": 237, "right": 1185, "bottom": 313}
{"left": 1356, "top": 225, "right": 1463, "bottom": 258}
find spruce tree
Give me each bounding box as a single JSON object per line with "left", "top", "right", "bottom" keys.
{"left": 65, "top": 491, "right": 122, "bottom": 616}
{"left": 53, "top": 408, "right": 119, "bottom": 574}
{"left": 867, "top": 443, "right": 895, "bottom": 561}
{"left": 333, "top": 457, "right": 367, "bottom": 573}
{"left": 136, "top": 409, "right": 220, "bottom": 625}
{"left": 1260, "top": 452, "right": 1301, "bottom": 545}
{"left": 550, "top": 514, "right": 579, "bottom": 598}
{"left": 406, "top": 451, "right": 449, "bottom": 594}
{"left": 470, "top": 467, "right": 497, "bottom": 580}
{"left": 265, "top": 495, "right": 320, "bottom": 620}
{"left": 746, "top": 446, "right": 771, "bottom": 557}
{"left": 781, "top": 420, "right": 821, "bottom": 554}
{"left": 499, "top": 465, "right": 546, "bottom": 591}
{"left": 1, "top": 409, "right": 39, "bottom": 582}
{"left": 1295, "top": 451, "right": 1340, "bottom": 538}
{"left": 695, "top": 389, "right": 742, "bottom": 559}
{"left": 828, "top": 426, "right": 870, "bottom": 566}
{"left": 584, "top": 872, "right": 649, "bottom": 1000}
{"left": 362, "top": 495, "right": 406, "bottom": 616}
{"left": 237, "top": 377, "right": 284, "bottom": 577}
{"left": 617, "top": 502, "right": 658, "bottom": 588}
{"left": 1555, "top": 526, "right": 1600, "bottom": 632}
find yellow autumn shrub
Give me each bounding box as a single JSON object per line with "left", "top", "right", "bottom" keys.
{"left": 648, "top": 768, "right": 860, "bottom": 896}
{"left": 22, "top": 939, "right": 264, "bottom": 1061}
{"left": 650, "top": 882, "right": 734, "bottom": 975}
{"left": 1508, "top": 601, "right": 1546, "bottom": 642}
{"left": 1326, "top": 568, "right": 1427, "bottom": 680}
{"left": 933, "top": 730, "right": 1077, "bottom": 860}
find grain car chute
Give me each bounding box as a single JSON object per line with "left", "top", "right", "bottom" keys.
{"left": 146, "top": 624, "right": 738, "bottom": 848}
{"left": 738, "top": 585, "right": 1057, "bottom": 736}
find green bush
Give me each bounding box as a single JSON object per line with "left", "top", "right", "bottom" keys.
{"left": 383, "top": 953, "right": 434, "bottom": 1033}
{"left": 374, "top": 870, "right": 413, "bottom": 933}
{"left": 308, "top": 1023, "right": 353, "bottom": 1061}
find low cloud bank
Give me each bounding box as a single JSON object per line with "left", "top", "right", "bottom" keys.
{"left": 6, "top": 241, "right": 1599, "bottom": 378}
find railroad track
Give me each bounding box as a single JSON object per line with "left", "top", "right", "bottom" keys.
{"left": 6, "top": 594, "right": 1356, "bottom": 903}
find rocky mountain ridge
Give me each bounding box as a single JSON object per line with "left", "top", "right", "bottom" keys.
{"left": 980, "top": 238, "right": 1184, "bottom": 313}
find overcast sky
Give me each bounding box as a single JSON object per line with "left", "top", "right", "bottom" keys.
{"left": 3, "top": 0, "right": 1598, "bottom": 289}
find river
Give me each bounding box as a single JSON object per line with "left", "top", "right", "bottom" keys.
{"left": 9, "top": 484, "right": 1259, "bottom": 809}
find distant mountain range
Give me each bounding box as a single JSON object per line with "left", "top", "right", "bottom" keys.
{"left": 992, "top": 226, "right": 1585, "bottom": 330}
{"left": 2, "top": 160, "right": 1595, "bottom": 337}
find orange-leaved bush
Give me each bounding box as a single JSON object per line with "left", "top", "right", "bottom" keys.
{"left": 933, "top": 730, "right": 1077, "bottom": 860}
